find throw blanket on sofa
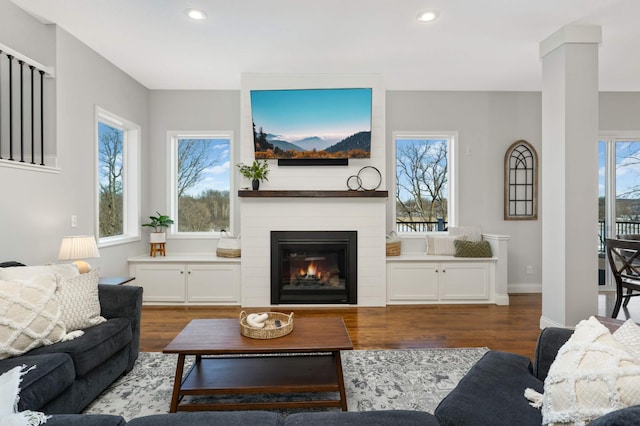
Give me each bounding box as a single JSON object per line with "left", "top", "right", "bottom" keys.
{"left": 0, "top": 365, "right": 49, "bottom": 426}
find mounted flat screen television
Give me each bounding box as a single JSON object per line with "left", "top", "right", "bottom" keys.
{"left": 250, "top": 88, "right": 372, "bottom": 161}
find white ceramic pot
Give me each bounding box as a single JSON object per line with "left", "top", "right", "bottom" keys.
{"left": 150, "top": 232, "right": 166, "bottom": 243}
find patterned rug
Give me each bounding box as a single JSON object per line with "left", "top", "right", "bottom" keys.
{"left": 83, "top": 348, "right": 488, "bottom": 421}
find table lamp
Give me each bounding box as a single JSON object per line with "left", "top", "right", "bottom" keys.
{"left": 58, "top": 235, "right": 100, "bottom": 273}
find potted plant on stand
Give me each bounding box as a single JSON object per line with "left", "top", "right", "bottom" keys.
{"left": 142, "top": 211, "right": 174, "bottom": 243}
{"left": 237, "top": 160, "right": 270, "bottom": 190}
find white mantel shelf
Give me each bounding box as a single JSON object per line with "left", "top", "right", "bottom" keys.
{"left": 238, "top": 190, "right": 388, "bottom": 198}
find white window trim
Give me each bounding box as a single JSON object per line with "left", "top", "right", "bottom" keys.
{"left": 599, "top": 130, "right": 640, "bottom": 290}
{"left": 392, "top": 131, "right": 458, "bottom": 236}
{"left": 95, "top": 106, "right": 141, "bottom": 247}
{"left": 167, "top": 130, "right": 235, "bottom": 239}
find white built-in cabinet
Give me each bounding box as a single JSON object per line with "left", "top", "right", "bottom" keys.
{"left": 386, "top": 256, "right": 495, "bottom": 304}
{"left": 128, "top": 255, "right": 240, "bottom": 305}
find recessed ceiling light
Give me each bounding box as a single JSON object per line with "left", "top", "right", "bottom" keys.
{"left": 416, "top": 10, "right": 438, "bottom": 23}
{"left": 185, "top": 8, "right": 208, "bottom": 20}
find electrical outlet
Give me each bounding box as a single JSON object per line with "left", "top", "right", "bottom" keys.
{"left": 526, "top": 265, "right": 533, "bottom": 275}
{"left": 71, "top": 215, "right": 78, "bottom": 228}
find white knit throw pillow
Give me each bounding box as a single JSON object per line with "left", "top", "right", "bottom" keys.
{"left": 613, "top": 318, "right": 640, "bottom": 360}
{"left": 56, "top": 270, "right": 106, "bottom": 332}
{"left": 535, "top": 316, "right": 640, "bottom": 426}
{"left": 426, "top": 234, "right": 467, "bottom": 255}
{"left": 0, "top": 275, "right": 67, "bottom": 360}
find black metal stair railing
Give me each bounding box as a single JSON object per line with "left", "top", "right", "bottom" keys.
{"left": 0, "top": 47, "right": 49, "bottom": 166}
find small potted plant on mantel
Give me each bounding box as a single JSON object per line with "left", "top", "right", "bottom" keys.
{"left": 142, "top": 211, "right": 174, "bottom": 243}
{"left": 237, "top": 159, "right": 269, "bottom": 190}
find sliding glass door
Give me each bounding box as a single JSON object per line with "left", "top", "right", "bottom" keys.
{"left": 599, "top": 137, "right": 640, "bottom": 287}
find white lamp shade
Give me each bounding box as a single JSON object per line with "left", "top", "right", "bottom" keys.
{"left": 58, "top": 235, "right": 100, "bottom": 260}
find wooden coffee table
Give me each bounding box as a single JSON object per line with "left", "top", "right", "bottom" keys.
{"left": 162, "top": 317, "right": 353, "bottom": 412}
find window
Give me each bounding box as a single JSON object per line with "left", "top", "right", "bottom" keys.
{"left": 96, "top": 108, "right": 140, "bottom": 246}
{"left": 394, "top": 132, "right": 457, "bottom": 233}
{"left": 599, "top": 134, "right": 640, "bottom": 286}
{"left": 169, "top": 132, "right": 232, "bottom": 236}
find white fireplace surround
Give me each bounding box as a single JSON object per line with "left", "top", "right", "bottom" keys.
{"left": 240, "top": 197, "right": 387, "bottom": 307}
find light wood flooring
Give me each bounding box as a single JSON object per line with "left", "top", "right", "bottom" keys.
{"left": 139, "top": 292, "right": 640, "bottom": 360}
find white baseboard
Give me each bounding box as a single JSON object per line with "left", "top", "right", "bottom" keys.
{"left": 508, "top": 283, "right": 542, "bottom": 293}
{"left": 539, "top": 315, "right": 573, "bottom": 330}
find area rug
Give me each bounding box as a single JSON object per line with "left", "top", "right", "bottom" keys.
{"left": 83, "top": 348, "right": 488, "bottom": 420}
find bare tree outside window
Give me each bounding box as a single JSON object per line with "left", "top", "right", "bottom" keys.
{"left": 396, "top": 138, "right": 448, "bottom": 232}
{"left": 98, "top": 123, "right": 123, "bottom": 238}
{"left": 176, "top": 138, "right": 231, "bottom": 232}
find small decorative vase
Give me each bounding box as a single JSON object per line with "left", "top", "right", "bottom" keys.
{"left": 252, "top": 179, "right": 260, "bottom": 190}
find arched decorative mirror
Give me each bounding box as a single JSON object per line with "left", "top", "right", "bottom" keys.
{"left": 504, "top": 140, "right": 538, "bottom": 220}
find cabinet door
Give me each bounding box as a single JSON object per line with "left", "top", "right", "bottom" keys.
{"left": 439, "top": 263, "right": 489, "bottom": 300}
{"left": 134, "top": 264, "right": 185, "bottom": 302}
{"left": 187, "top": 264, "right": 240, "bottom": 303}
{"left": 387, "top": 263, "right": 439, "bottom": 302}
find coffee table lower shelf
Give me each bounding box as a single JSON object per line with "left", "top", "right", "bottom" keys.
{"left": 171, "top": 353, "right": 347, "bottom": 412}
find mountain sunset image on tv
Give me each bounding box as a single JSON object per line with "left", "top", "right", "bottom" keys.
{"left": 250, "top": 88, "right": 372, "bottom": 159}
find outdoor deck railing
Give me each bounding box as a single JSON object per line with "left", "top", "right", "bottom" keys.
{"left": 395, "top": 220, "right": 447, "bottom": 233}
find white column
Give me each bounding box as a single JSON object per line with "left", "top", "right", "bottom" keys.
{"left": 540, "top": 26, "right": 601, "bottom": 328}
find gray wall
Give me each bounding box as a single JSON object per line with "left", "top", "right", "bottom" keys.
{"left": 0, "top": 1, "right": 148, "bottom": 275}
{"left": 386, "top": 91, "right": 543, "bottom": 290}
{"left": 147, "top": 90, "right": 241, "bottom": 252}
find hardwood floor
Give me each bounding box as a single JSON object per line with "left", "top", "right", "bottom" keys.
{"left": 140, "top": 294, "right": 544, "bottom": 359}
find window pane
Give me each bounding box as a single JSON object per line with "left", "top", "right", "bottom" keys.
{"left": 615, "top": 141, "right": 640, "bottom": 237}
{"left": 395, "top": 138, "right": 448, "bottom": 232}
{"left": 98, "top": 122, "right": 124, "bottom": 238}
{"left": 177, "top": 138, "right": 230, "bottom": 232}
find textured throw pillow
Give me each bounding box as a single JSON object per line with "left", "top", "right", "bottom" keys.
{"left": 613, "top": 319, "right": 640, "bottom": 360}
{"left": 426, "top": 235, "right": 467, "bottom": 256}
{"left": 0, "top": 264, "right": 79, "bottom": 281}
{"left": 448, "top": 225, "right": 483, "bottom": 242}
{"left": 537, "top": 316, "right": 640, "bottom": 425}
{"left": 56, "top": 270, "right": 106, "bottom": 332}
{"left": 0, "top": 274, "right": 67, "bottom": 360}
{"left": 454, "top": 240, "right": 493, "bottom": 258}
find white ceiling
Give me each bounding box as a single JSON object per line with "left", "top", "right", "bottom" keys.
{"left": 10, "top": 0, "right": 640, "bottom": 91}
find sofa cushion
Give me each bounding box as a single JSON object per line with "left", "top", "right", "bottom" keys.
{"left": 0, "top": 352, "right": 75, "bottom": 411}
{"left": 45, "top": 414, "right": 127, "bottom": 426}
{"left": 285, "top": 410, "right": 440, "bottom": 426}
{"left": 28, "top": 318, "right": 131, "bottom": 377}
{"left": 126, "top": 411, "right": 283, "bottom": 426}
{"left": 434, "top": 351, "right": 543, "bottom": 426}
{"left": 0, "top": 274, "right": 67, "bottom": 359}
{"left": 588, "top": 405, "right": 640, "bottom": 426}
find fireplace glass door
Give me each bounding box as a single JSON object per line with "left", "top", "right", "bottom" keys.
{"left": 271, "top": 231, "right": 357, "bottom": 304}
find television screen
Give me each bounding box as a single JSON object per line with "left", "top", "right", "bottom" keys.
{"left": 250, "top": 88, "right": 372, "bottom": 159}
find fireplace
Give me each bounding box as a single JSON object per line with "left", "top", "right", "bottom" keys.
{"left": 271, "top": 231, "right": 357, "bottom": 304}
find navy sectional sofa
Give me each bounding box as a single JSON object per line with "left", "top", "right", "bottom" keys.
{"left": 0, "top": 284, "right": 143, "bottom": 414}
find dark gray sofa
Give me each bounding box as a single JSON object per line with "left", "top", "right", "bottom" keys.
{"left": 45, "top": 410, "right": 439, "bottom": 425}
{"left": 0, "top": 284, "right": 143, "bottom": 414}
{"left": 37, "top": 324, "right": 640, "bottom": 425}
{"left": 434, "top": 326, "right": 640, "bottom": 425}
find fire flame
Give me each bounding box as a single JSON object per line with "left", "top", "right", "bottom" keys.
{"left": 299, "top": 262, "right": 321, "bottom": 277}
{"left": 307, "top": 262, "right": 317, "bottom": 276}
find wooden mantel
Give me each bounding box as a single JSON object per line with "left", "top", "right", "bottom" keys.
{"left": 238, "top": 190, "right": 388, "bottom": 198}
